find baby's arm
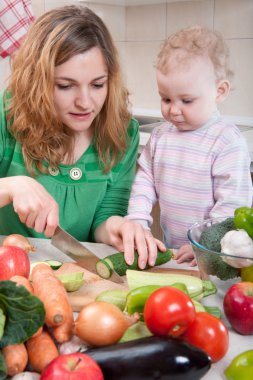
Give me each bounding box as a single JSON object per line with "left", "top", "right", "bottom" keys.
{"left": 175, "top": 244, "right": 197, "bottom": 266}
{"left": 211, "top": 133, "right": 252, "bottom": 216}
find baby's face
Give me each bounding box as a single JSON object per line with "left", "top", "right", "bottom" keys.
{"left": 156, "top": 56, "right": 222, "bottom": 131}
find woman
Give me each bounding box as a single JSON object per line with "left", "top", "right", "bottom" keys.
{"left": 0, "top": 5, "right": 139, "bottom": 253}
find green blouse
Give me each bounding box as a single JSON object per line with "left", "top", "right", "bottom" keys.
{"left": 0, "top": 92, "right": 139, "bottom": 240}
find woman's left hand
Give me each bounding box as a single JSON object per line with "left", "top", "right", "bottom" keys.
{"left": 95, "top": 216, "right": 166, "bottom": 269}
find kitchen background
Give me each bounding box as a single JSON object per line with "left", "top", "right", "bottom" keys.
{"left": 1, "top": 0, "right": 253, "bottom": 121}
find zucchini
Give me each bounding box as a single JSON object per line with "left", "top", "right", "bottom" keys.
{"left": 44, "top": 260, "right": 63, "bottom": 270}
{"left": 95, "top": 289, "right": 128, "bottom": 311}
{"left": 96, "top": 249, "right": 173, "bottom": 279}
{"left": 119, "top": 321, "right": 152, "bottom": 343}
{"left": 85, "top": 335, "right": 211, "bottom": 380}
{"left": 126, "top": 269, "right": 217, "bottom": 299}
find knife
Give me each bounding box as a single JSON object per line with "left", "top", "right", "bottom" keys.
{"left": 51, "top": 226, "right": 124, "bottom": 284}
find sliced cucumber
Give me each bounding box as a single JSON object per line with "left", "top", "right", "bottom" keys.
{"left": 44, "top": 260, "right": 63, "bottom": 270}
{"left": 96, "top": 259, "right": 113, "bottom": 279}
{"left": 56, "top": 272, "right": 85, "bottom": 292}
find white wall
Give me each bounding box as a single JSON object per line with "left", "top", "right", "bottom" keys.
{"left": 1, "top": 0, "right": 252, "bottom": 120}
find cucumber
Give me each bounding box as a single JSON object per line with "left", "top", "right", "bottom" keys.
{"left": 85, "top": 335, "right": 211, "bottom": 380}
{"left": 44, "top": 260, "right": 63, "bottom": 270}
{"left": 96, "top": 249, "right": 173, "bottom": 279}
{"left": 96, "top": 259, "right": 113, "bottom": 279}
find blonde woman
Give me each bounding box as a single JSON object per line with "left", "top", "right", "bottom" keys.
{"left": 0, "top": 5, "right": 139, "bottom": 254}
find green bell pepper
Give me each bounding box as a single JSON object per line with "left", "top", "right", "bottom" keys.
{"left": 126, "top": 285, "right": 160, "bottom": 315}
{"left": 224, "top": 350, "right": 253, "bottom": 380}
{"left": 126, "top": 283, "right": 188, "bottom": 315}
{"left": 234, "top": 207, "right": 253, "bottom": 240}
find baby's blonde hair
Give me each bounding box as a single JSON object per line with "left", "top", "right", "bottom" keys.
{"left": 157, "top": 25, "right": 233, "bottom": 82}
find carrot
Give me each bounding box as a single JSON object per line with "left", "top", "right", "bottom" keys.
{"left": 31, "top": 325, "right": 43, "bottom": 338}
{"left": 31, "top": 263, "right": 73, "bottom": 327}
{"left": 51, "top": 307, "right": 74, "bottom": 343}
{"left": 26, "top": 330, "right": 59, "bottom": 373}
{"left": 2, "top": 343, "right": 28, "bottom": 376}
{"left": 10, "top": 275, "right": 34, "bottom": 293}
{"left": 10, "top": 274, "right": 43, "bottom": 338}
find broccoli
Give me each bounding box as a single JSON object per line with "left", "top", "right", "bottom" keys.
{"left": 198, "top": 217, "right": 240, "bottom": 281}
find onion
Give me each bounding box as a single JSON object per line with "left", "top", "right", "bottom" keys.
{"left": 59, "top": 335, "right": 89, "bottom": 355}
{"left": 74, "top": 301, "right": 139, "bottom": 347}
{"left": 11, "top": 372, "right": 40, "bottom": 380}
{"left": 2, "top": 234, "right": 36, "bottom": 254}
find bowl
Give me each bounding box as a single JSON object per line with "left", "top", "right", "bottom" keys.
{"left": 187, "top": 216, "right": 253, "bottom": 281}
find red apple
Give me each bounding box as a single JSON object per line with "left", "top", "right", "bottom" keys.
{"left": 0, "top": 246, "right": 30, "bottom": 280}
{"left": 223, "top": 282, "right": 253, "bottom": 335}
{"left": 40, "top": 353, "right": 104, "bottom": 380}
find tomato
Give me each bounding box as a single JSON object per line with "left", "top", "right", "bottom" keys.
{"left": 143, "top": 286, "right": 196, "bottom": 337}
{"left": 182, "top": 312, "right": 229, "bottom": 362}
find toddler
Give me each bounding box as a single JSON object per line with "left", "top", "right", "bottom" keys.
{"left": 126, "top": 25, "right": 253, "bottom": 266}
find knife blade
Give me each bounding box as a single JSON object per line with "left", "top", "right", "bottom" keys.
{"left": 51, "top": 226, "right": 124, "bottom": 284}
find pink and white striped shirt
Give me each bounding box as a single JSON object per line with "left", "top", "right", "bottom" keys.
{"left": 127, "top": 113, "right": 253, "bottom": 248}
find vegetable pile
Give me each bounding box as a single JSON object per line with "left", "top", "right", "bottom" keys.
{"left": 0, "top": 231, "right": 219, "bottom": 380}
{"left": 198, "top": 207, "right": 253, "bottom": 280}
{"left": 6, "top": 221, "right": 253, "bottom": 379}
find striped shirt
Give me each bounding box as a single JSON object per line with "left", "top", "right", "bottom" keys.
{"left": 127, "top": 112, "right": 253, "bottom": 248}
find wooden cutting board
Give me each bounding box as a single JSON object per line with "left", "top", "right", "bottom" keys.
{"left": 56, "top": 263, "right": 201, "bottom": 312}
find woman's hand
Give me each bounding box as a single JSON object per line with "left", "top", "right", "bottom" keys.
{"left": 2, "top": 176, "right": 59, "bottom": 237}
{"left": 95, "top": 216, "right": 166, "bottom": 269}
{"left": 175, "top": 244, "right": 197, "bottom": 266}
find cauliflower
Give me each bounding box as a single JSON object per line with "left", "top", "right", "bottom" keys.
{"left": 220, "top": 229, "right": 253, "bottom": 268}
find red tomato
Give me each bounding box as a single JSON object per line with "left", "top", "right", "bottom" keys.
{"left": 182, "top": 312, "right": 229, "bottom": 362}
{"left": 144, "top": 286, "right": 196, "bottom": 337}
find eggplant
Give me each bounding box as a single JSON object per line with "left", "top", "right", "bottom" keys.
{"left": 85, "top": 335, "right": 211, "bottom": 380}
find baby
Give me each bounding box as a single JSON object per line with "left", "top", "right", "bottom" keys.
{"left": 126, "top": 25, "right": 253, "bottom": 266}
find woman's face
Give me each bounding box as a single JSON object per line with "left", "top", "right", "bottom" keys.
{"left": 54, "top": 47, "right": 108, "bottom": 136}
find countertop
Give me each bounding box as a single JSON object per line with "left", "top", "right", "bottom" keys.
{"left": 14, "top": 238, "right": 253, "bottom": 380}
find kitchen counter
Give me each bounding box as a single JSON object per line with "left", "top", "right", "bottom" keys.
{"left": 20, "top": 237, "right": 253, "bottom": 380}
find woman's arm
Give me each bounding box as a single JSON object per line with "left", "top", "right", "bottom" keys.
{"left": 0, "top": 176, "right": 59, "bottom": 237}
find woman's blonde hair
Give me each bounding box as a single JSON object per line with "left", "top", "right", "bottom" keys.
{"left": 157, "top": 25, "right": 233, "bottom": 83}
{"left": 6, "top": 5, "right": 131, "bottom": 174}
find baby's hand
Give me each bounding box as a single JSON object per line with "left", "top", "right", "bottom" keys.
{"left": 175, "top": 244, "right": 197, "bottom": 266}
